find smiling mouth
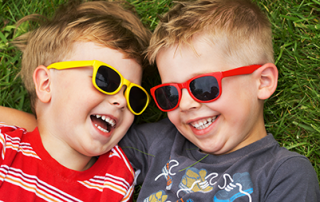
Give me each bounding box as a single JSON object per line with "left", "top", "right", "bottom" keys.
{"left": 90, "top": 115, "right": 116, "bottom": 133}
{"left": 190, "top": 116, "right": 218, "bottom": 130}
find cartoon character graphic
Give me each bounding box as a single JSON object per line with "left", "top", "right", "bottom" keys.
{"left": 176, "top": 199, "right": 194, "bottom": 202}
{"left": 177, "top": 167, "right": 214, "bottom": 197}
{"left": 151, "top": 158, "right": 254, "bottom": 202}
{"left": 155, "top": 160, "right": 179, "bottom": 190}
{"left": 144, "top": 190, "right": 168, "bottom": 202}
{"left": 214, "top": 172, "right": 253, "bottom": 202}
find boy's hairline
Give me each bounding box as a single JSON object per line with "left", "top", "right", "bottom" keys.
{"left": 147, "top": 0, "right": 274, "bottom": 66}
{"left": 59, "top": 39, "right": 143, "bottom": 67}
{"left": 152, "top": 30, "right": 274, "bottom": 68}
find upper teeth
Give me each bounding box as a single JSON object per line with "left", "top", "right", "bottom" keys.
{"left": 94, "top": 115, "right": 116, "bottom": 133}
{"left": 191, "top": 117, "right": 216, "bottom": 130}
{"left": 97, "top": 115, "right": 115, "bottom": 127}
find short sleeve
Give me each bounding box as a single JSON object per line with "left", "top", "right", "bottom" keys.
{"left": 265, "top": 156, "right": 320, "bottom": 202}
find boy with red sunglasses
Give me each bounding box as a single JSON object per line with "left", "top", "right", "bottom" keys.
{"left": 0, "top": 1, "right": 151, "bottom": 201}
{"left": 120, "top": 0, "right": 320, "bottom": 201}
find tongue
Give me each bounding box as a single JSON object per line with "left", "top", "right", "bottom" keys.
{"left": 91, "top": 116, "right": 109, "bottom": 131}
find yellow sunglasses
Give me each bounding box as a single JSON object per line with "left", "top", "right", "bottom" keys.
{"left": 47, "top": 60, "right": 150, "bottom": 115}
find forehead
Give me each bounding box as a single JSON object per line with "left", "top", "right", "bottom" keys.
{"left": 156, "top": 34, "right": 234, "bottom": 84}
{"left": 64, "top": 41, "right": 142, "bottom": 84}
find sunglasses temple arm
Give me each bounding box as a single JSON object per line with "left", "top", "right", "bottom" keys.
{"left": 222, "top": 64, "right": 262, "bottom": 77}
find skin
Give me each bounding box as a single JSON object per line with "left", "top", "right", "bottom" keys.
{"left": 0, "top": 106, "right": 37, "bottom": 131}
{"left": 156, "top": 33, "right": 278, "bottom": 155}
{"left": 28, "top": 41, "right": 142, "bottom": 171}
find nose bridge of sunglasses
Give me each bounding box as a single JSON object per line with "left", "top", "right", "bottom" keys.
{"left": 112, "top": 78, "right": 135, "bottom": 96}
{"left": 178, "top": 81, "right": 189, "bottom": 90}
{"left": 177, "top": 81, "right": 193, "bottom": 98}
{"left": 121, "top": 78, "right": 132, "bottom": 90}
{"left": 175, "top": 83, "right": 193, "bottom": 105}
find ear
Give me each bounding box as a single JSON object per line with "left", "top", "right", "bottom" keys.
{"left": 256, "top": 63, "right": 278, "bottom": 100}
{"left": 33, "top": 65, "right": 52, "bottom": 103}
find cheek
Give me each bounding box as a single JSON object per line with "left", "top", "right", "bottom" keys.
{"left": 119, "top": 104, "right": 135, "bottom": 126}
{"left": 223, "top": 76, "right": 256, "bottom": 103}
{"left": 124, "top": 111, "right": 135, "bottom": 128}
{"left": 217, "top": 78, "right": 257, "bottom": 123}
{"left": 167, "top": 111, "right": 183, "bottom": 131}
{"left": 115, "top": 111, "right": 135, "bottom": 140}
{"left": 167, "top": 110, "right": 177, "bottom": 121}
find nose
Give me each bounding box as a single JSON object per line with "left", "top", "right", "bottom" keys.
{"left": 107, "top": 86, "right": 127, "bottom": 110}
{"left": 178, "top": 88, "right": 201, "bottom": 112}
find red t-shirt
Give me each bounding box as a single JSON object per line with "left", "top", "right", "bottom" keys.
{"left": 0, "top": 124, "right": 134, "bottom": 201}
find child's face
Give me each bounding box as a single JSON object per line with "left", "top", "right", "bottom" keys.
{"left": 156, "top": 35, "right": 266, "bottom": 155}
{"left": 47, "top": 41, "right": 142, "bottom": 157}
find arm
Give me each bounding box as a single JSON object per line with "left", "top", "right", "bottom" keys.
{"left": 0, "top": 106, "right": 37, "bottom": 131}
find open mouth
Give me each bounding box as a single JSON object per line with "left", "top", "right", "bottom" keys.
{"left": 190, "top": 116, "right": 218, "bottom": 130}
{"left": 90, "top": 115, "right": 116, "bottom": 133}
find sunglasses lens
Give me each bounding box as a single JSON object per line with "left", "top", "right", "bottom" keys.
{"left": 95, "top": 65, "right": 121, "bottom": 93}
{"left": 190, "top": 76, "right": 219, "bottom": 101}
{"left": 129, "top": 86, "right": 148, "bottom": 114}
{"left": 154, "top": 86, "right": 179, "bottom": 110}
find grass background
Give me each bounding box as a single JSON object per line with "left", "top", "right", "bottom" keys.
{"left": 0, "top": 0, "right": 319, "bottom": 196}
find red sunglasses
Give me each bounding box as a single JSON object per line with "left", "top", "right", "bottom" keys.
{"left": 150, "top": 64, "right": 262, "bottom": 112}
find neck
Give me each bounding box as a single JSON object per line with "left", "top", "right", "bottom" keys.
{"left": 37, "top": 124, "right": 95, "bottom": 171}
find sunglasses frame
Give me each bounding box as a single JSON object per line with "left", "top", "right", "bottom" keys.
{"left": 150, "top": 64, "right": 262, "bottom": 112}
{"left": 47, "top": 60, "right": 150, "bottom": 115}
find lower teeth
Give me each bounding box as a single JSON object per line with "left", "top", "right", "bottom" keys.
{"left": 95, "top": 124, "right": 109, "bottom": 133}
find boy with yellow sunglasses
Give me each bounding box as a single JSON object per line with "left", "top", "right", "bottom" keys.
{"left": 0, "top": 1, "right": 150, "bottom": 201}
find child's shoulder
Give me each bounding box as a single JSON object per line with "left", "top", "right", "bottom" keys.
{"left": 260, "top": 134, "right": 308, "bottom": 159}
{"left": 262, "top": 134, "right": 315, "bottom": 176}
{"left": 269, "top": 135, "right": 308, "bottom": 159}
{"left": 0, "top": 123, "right": 27, "bottom": 136}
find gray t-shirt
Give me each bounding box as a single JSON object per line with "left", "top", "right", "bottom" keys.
{"left": 119, "top": 118, "right": 320, "bottom": 202}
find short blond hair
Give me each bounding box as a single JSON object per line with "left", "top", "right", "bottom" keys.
{"left": 13, "top": 0, "right": 151, "bottom": 113}
{"left": 147, "top": 0, "right": 273, "bottom": 66}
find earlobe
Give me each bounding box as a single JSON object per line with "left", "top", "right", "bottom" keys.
{"left": 33, "top": 65, "right": 52, "bottom": 103}
{"left": 256, "top": 63, "right": 278, "bottom": 100}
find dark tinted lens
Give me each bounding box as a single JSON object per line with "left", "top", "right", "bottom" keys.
{"left": 95, "top": 65, "right": 121, "bottom": 93}
{"left": 154, "top": 86, "right": 179, "bottom": 110}
{"left": 190, "top": 76, "right": 219, "bottom": 101}
{"left": 129, "top": 86, "right": 148, "bottom": 114}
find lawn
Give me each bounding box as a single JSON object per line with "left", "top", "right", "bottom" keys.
{"left": 0, "top": 0, "right": 319, "bottom": 196}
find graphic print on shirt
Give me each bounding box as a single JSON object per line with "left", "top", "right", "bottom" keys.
{"left": 155, "top": 159, "right": 179, "bottom": 190}
{"left": 143, "top": 190, "right": 194, "bottom": 202}
{"left": 213, "top": 172, "right": 253, "bottom": 202}
{"left": 177, "top": 199, "right": 194, "bottom": 202}
{"left": 177, "top": 167, "right": 214, "bottom": 197}
{"left": 143, "top": 190, "right": 168, "bottom": 202}
{"left": 145, "top": 158, "right": 253, "bottom": 202}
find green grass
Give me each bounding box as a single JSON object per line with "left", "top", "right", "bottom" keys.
{"left": 0, "top": 0, "right": 319, "bottom": 195}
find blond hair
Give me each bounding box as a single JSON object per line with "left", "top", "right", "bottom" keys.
{"left": 147, "top": 0, "right": 273, "bottom": 66}
{"left": 13, "top": 0, "right": 151, "bottom": 113}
